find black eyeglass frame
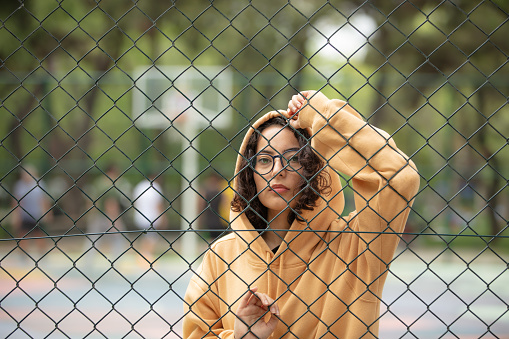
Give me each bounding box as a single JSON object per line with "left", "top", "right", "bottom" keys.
{"left": 249, "top": 148, "right": 303, "bottom": 175}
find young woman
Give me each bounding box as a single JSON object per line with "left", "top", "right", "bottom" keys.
{"left": 183, "top": 90, "right": 420, "bottom": 338}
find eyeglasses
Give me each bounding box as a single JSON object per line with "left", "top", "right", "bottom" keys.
{"left": 250, "top": 149, "right": 303, "bottom": 175}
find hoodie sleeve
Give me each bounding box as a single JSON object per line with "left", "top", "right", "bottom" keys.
{"left": 183, "top": 254, "right": 235, "bottom": 338}
{"left": 298, "top": 94, "right": 420, "bottom": 297}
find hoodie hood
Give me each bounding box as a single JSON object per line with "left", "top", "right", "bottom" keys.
{"left": 230, "top": 110, "right": 345, "bottom": 263}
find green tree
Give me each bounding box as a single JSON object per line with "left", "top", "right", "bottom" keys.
{"left": 348, "top": 0, "right": 509, "bottom": 237}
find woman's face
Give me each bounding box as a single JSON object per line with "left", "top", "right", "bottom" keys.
{"left": 253, "top": 125, "right": 303, "bottom": 214}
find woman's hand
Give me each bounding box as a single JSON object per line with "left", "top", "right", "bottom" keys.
{"left": 286, "top": 90, "right": 329, "bottom": 129}
{"left": 234, "top": 287, "right": 280, "bottom": 339}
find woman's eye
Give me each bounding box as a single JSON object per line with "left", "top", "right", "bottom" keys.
{"left": 288, "top": 154, "right": 300, "bottom": 163}
{"left": 258, "top": 157, "right": 271, "bottom": 165}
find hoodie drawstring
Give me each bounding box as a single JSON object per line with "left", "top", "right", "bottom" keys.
{"left": 277, "top": 248, "right": 284, "bottom": 306}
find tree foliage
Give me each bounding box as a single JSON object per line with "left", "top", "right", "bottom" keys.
{"left": 1, "top": 0, "right": 507, "bottom": 236}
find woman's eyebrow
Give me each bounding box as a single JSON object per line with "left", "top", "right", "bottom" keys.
{"left": 257, "top": 147, "right": 300, "bottom": 155}
{"left": 257, "top": 148, "right": 275, "bottom": 155}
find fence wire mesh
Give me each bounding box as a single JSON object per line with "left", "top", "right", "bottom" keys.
{"left": 1, "top": 0, "right": 508, "bottom": 338}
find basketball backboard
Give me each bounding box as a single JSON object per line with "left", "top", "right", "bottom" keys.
{"left": 132, "top": 66, "right": 232, "bottom": 129}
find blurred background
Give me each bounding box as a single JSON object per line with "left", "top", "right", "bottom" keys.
{"left": 0, "top": 1, "right": 508, "bottom": 338}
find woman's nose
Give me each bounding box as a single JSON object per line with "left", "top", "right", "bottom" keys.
{"left": 271, "top": 156, "right": 286, "bottom": 175}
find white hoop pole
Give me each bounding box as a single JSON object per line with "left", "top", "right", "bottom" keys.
{"left": 179, "top": 116, "right": 198, "bottom": 261}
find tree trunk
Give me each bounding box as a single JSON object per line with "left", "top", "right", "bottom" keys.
{"left": 475, "top": 86, "right": 502, "bottom": 237}
{"left": 9, "top": 85, "right": 43, "bottom": 161}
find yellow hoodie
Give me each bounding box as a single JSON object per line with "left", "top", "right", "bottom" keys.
{"left": 183, "top": 95, "right": 420, "bottom": 338}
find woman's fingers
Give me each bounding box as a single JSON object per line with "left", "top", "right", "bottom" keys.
{"left": 242, "top": 288, "right": 279, "bottom": 316}
{"left": 239, "top": 286, "right": 259, "bottom": 309}
{"left": 255, "top": 293, "right": 279, "bottom": 316}
{"left": 266, "top": 296, "right": 279, "bottom": 316}
{"left": 287, "top": 91, "right": 313, "bottom": 119}
{"left": 241, "top": 287, "right": 271, "bottom": 310}
{"left": 250, "top": 292, "right": 269, "bottom": 309}
{"left": 287, "top": 94, "right": 304, "bottom": 115}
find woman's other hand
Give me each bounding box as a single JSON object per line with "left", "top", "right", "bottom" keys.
{"left": 234, "top": 286, "right": 279, "bottom": 339}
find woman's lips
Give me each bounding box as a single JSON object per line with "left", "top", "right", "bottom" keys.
{"left": 270, "top": 184, "right": 289, "bottom": 194}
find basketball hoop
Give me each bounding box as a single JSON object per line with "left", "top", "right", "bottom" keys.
{"left": 132, "top": 66, "right": 232, "bottom": 260}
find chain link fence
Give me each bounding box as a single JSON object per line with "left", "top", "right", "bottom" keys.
{"left": 1, "top": 0, "right": 508, "bottom": 338}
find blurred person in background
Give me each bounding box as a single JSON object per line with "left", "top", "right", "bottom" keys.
{"left": 11, "top": 164, "right": 54, "bottom": 256}
{"left": 84, "top": 164, "right": 131, "bottom": 260}
{"left": 132, "top": 172, "right": 166, "bottom": 265}
{"left": 199, "top": 172, "right": 231, "bottom": 243}
{"left": 183, "top": 90, "right": 420, "bottom": 338}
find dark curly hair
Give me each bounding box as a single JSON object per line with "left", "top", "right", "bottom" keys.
{"left": 231, "top": 116, "right": 331, "bottom": 229}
